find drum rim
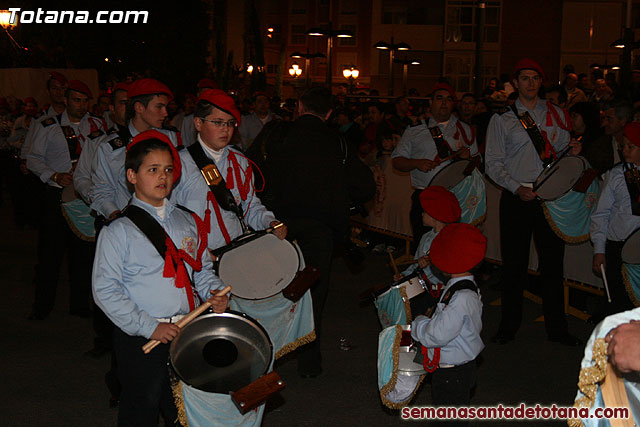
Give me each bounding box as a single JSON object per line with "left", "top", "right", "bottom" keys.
{"left": 218, "top": 233, "right": 301, "bottom": 300}
{"left": 622, "top": 227, "right": 640, "bottom": 264}
{"left": 534, "top": 155, "right": 586, "bottom": 201}
{"left": 427, "top": 159, "right": 472, "bottom": 189}
{"left": 169, "top": 310, "right": 274, "bottom": 391}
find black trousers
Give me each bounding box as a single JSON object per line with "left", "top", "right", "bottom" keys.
{"left": 32, "top": 186, "right": 94, "bottom": 316}
{"left": 605, "top": 240, "right": 635, "bottom": 314}
{"left": 113, "top": 328, "right": 178, "bottom": 427}
{"left": 285, "top": 217, "right": 334, "bottom": 375}
{"left": 498, "top": 191, "right": 567, "bottom": 337}
{"left": 410, "top": 189, "right": 430, "bottom": 253}
{"left": 431, "top": 360, "right": 477, "bottom": 427}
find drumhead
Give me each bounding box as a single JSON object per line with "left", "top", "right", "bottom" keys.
{"left": 622, "top": 228, "right": 640, "bottom": 264}
{"left": 429, "top": 160, "right": 471, "bottom": 190}
{"left": 219, "top": 233, "right": 300, "bottom": 299}
{"left": 170, "top": 311, "right": 272, "bottom": 393}
{"left": 397, "top": 325, "right": 426, "bottom": 376}
{"left": 534, "top": 156, "right": 585, "bottom": 201}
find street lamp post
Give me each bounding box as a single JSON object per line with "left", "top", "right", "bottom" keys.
{"left": 308, "top": 25, "right": 353, "bottom": 88}
{"left": 374, "top": 37, "right": 410, "bottom": 96}
{"left": 342, "top": 66, "right": 359, "bottom": 94}
{"left": 395, "top": 58, "right": 421, "bottom": 95}
{"left": 291, "top": 49, "right": 326, "bottom": 89}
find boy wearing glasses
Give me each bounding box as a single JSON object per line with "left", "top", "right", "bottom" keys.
{"left": 172, "top": 88, "right": 286, "bottom": 250}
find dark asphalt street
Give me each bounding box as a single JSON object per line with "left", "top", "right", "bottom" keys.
{"left": 1, "top": 197, "right": 595, "bottom": 427}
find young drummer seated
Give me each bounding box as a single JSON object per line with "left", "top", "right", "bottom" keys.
{"left": 92, "top": 130, "right": 228, "bottom": 426}
{"left": 411, "top": 223, "right": 486, "bottom": 413}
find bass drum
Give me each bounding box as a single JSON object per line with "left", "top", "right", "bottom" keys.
{"left": 170, "top": 311, "right": 273, "bottom": 394}
{"left": 214, "top": 232, "right": 301, "bottom": 299}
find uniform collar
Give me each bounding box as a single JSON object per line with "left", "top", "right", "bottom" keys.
{"left": 130, "top": 194, "right": 176, "bottom": 222}
{"left": 59, "top": 110, "right": 90, "bottom": 127}
{"left": 443, "top": 275, "right": 476, "bottom": 293}
{"left": 428, "top": 114, "right": 457, "bottom": 130}
{"left": 514, "top": 97, "right": 544, "bottom": 114}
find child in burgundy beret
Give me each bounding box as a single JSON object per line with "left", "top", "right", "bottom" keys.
{"left": 411, "top": 222, "right": 486, "bottom": 417}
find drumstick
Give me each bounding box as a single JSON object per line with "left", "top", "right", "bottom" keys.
{"left": 266, "top": 222, "right": 285, "bottom": 233}
{"left": 387, "top": 247, "right": 399, "bottom": 276}
{"left": 142, "top": 285, "right": 232, "bottom": 354}
{"left": 600, "top": 264, "right": 612, "bottom": 303}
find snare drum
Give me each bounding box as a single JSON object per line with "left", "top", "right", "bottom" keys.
{"left": 378, "top": 325, "right": 426, "bottom": 409}
{"left": 375, "top": 271, "right": 434, "bottom": 328}
{"left": 429, "top": 159, "right": 472, "bottom": 189}
{"left": 429, "top": 160, "right": 486, "bottom": 225}
{"left": 212, "top": 232, "right": 301, "bottom": 299}
{"left": 534, "top": 156, "right": 586, "bottom": 201}
{"left": 170, "top": 310, "right": 273, "bottom": 394}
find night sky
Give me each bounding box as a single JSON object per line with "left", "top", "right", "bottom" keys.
{"left": 2, "top": 1, "right": 211, "bottom": 94}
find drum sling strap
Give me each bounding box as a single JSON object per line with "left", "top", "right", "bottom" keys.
{"left": 122, "top": 204, "right": 203, "bottom": 310}
{"left": 413, "top": 279, "right": 479, "bottom": 372}
{"left": 428, "top": 126, "right": 452, "bottom": 161}
{"left": 623, "top": 163, "right": 640, "bottom": 216}
{"left": 510, "top": 105, "right": 549, "bottom": 163}
{"left": 57, "top": 114, "right": 82, "bottom": 161}
{"left": 187, "top": 142, "right": 248, "bottom": 244}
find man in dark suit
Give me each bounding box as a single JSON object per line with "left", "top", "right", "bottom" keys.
{"left": 266, "top": 87, "right": 373, "bottom": 377}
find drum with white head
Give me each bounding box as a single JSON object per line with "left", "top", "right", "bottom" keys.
{"left": 534, "top": 156, "right": 586, "bottom": 201}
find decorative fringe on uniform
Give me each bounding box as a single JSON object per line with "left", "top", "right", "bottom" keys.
{"left": 470, "top": 213, "right": 486, "bottom": 227}
{"left": 61, "top": 206, "right": 95, "bottom": 242}
{"left": 379, "top": 325, "right": 426, "bottom": 410}
{"left": 541, "top": 203, "right": 589, "bottom": 244}
{"left": 275, "top": 330, "right": 317, "bottom": 360}
{"left": 399, "top": 287, "right": 412, "bottom": 323}
{"left": 568, "top": 339, "right": 608, "bottom": 427}
{"left": 171, "top": 379, "right": 189, "bottom": 427}
{"left": 622, "top": 265, "right": 640, "bottom": 307}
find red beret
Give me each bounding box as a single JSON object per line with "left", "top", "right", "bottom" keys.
{"left": 431, "top": 83, "right": 457, "bottom": 102}
{"left": 198, "top": 89, "right": 241, "bottom": 124}
{"left": 67, "top": 80, "right": 93, "bottom": 98}
{"left": 127, "top": 130, "right": 181, "bottom": 182}
{"left": 24, "top": 97, "right": 37, "bottom": 105}
{"left": 128, "top": 78, "right": 173, "bottom": 101}
{"left": 624, "top": 122, "right": 640, "bottom": 148}
{"left": 49, "top": 71, "right": 67, "bottom": 85}
{"left": 197, "top": 78, "right": 218, "bottom": 90}
{"left": 514, "top": 58, "right": 546, "bottom": 81}
{"left": 112, "top": 82, "right": 129, "bottom": 93}
{"left": 430, "top": 223, "right": 487, "bottom": 274}
{"left": 420, "top": 186, "right": 461, "bottom": 223}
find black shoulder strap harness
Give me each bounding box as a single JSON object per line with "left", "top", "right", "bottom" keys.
{"left": 510, "top": 104, "right": 546, "bottom": 158}
{"left": 428, "top": 125, "right": 452, "bottom": 160}
{"left": 439, "top": 279, "right": 479, "bottom": 305}
{"left": 623, "top": 163, "right": 640, "bottom": 216}
{"left": 57, "top": 113, "right": 81, "bottom": 161}
{"left": 413, "top": 279, "right": 479, "bottom": 371}
{"left": 186, "top": 142, "right": 244, "bottom": 220}
{"left": 109, "top": 124, "right": 133, "bottom": 151}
